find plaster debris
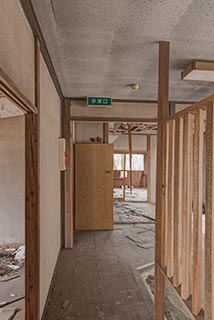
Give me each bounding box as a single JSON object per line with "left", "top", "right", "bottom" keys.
{"left": 13, "top": 246, "right": 25, "bottom": 260}
{"left": 62, "top": 300, "right": 70, "bottom": 309}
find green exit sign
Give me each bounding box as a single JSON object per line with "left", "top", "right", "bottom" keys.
{"left": 87, "top": 96, "right": 112, "bottom": 107}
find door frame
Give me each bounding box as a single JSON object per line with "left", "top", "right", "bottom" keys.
{"left": 0, "top": 38, "right": 40, "bottom": 320}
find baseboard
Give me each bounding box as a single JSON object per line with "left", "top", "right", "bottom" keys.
{"left": 41, "top": 248, "right": 61, "bottom": 320}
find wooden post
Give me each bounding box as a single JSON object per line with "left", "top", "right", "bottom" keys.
{"left": 181, "top": 113, "right": 193, "bottom": 299}
{"left": 64, "top": 99, "right": 73, "bottom": 248}
{"left": 103, "top": 123, "right": 109, "bottom": 143}
{"left": 192, "top": 109, "right": 203, "bottom": 315}
{"left": 146, "top": 135, "right": 151, "bottom": 202}
{"left": 128, "top": 123, "right": 133, "bottom": 192}
{"left": 173, "top": 116, "right": 183, "bottom": 287}
{"left": 25, "top": 37, "right": 40, "bottom": 320}
{"left": 167, "top": 119, "right": 175, "bottom": 278}
{"left": 205, "top": 102, "right": 214, "bottom": 319}
{"left": 155, "top": 41, "right": 170, "bottom": 320}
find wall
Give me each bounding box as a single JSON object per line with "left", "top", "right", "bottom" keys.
{"left": 40, "top": 56, "right": 61, "bottom": 316}
{"left": 75, "top": 122, "right": 103, "bottom": 142}
{"left": 70, "top": 101, "right": 157, "bottom": 120}
{"left": 0, "top": 116, "right": 25, "bottom": 244}
{"left": 150, "top": 135, "right": 157, "bottom": 203}
{"left": 0, "top": 0, "right": 35, "bottom": 104}
{"left": 113, "top": 135, "right": 147, "bottom": 151}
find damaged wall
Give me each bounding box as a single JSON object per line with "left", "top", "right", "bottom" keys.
{"left": 40, "top": 56, "right": 61, "bottom": 317}
{"left": 0, "top": 116, "right": 25, "bottom": 244}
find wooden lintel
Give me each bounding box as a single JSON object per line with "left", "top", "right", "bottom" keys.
{"left": 103, "top": 123, "right": 109, "bottom": 143}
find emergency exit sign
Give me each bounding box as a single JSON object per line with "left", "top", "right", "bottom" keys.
{"left": 87, "top": 96, "right": 112, "bottom": 107}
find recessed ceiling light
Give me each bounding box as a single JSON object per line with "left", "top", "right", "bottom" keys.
{"left": 182, "top": 61, "right": 214, "bottom": 82}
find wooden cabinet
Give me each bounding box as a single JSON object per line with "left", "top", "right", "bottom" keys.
{"left": 75, "top": 144, "right": 113, "bottom": 230}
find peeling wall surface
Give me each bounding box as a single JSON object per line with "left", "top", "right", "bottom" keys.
{"left": 113, "top": 135, "right": 147, "bottom": 151}
{"left": 40, "top": 56, "right": 61, "bottom": 316}
{"left": 0, "top": 1, "right": 35, "bottom": 104}
{"left": 75, "top": 122, "right": 103, "bottom": 143}
{"left": 0, "top": 116, "right": 25, "bottom": 244}
{"left": 150, "top": 136, "right": 157, "bottom": 203}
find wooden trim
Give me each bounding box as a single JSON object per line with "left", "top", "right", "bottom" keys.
{"left": 192, "top": 109, "right": 204, "bottom": 315}
{"left": 114, "top": 150, "right": 146, "bottom": 154}
{"left": 182, "top": 61, "right": 214, "bottom": 80}
{"left": 181, "top": 113, "right": 193, "bottom": 299}
{"left": 128, "top": 123, "right": 133, "bottom": 191}
{"left": 181, "top": 61, "right": 195, "bottom": 80}
{"left": 25, "top": 37, "right": 40, "bottom": 320}
{"left": 155, "top": 41, "right": 170, "bottom": 320}
{"left": 146, "top": 136, "right": 151, "bottom": 202}
{"left": 0, "top": 67, "right": 37, "bottom": 113}
{"left": 19, "top": 0, "right": 63, "bottom": 100}
{"left": 64, "top": 99, "right": 73, "bottom": 248}
{"left": 103, "top": 123, "right": 109, "bottom": 143}
{"left": 70, "top": 115, "right": 157, "bottom": 122}
{"left": 205, "top": 101, "right": 214, "bottom": 319}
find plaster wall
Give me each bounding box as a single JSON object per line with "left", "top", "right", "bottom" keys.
{"left": 70, "top": 101, "right": 157, "bottom": 120}
{"left": 75, "top": 122, "right": 103, "bottom": 142}
{"left": 150, "top": 135, "right": 157, "bottom": 203}
{"left": 113, "top": 135, "right": 147, "bottom": 151}
{"left": 0, "top": 116, "right": 25, "bottom": 244}
{"left": 40, "top": 56, "right": 61, "bottom": 316}
{"left": 0, "top": 1, "right": 35, "bottom": 104}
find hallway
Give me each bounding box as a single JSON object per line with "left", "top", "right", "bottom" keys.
{"left": 44, "top": 225, "right": 154, "bottom": 320}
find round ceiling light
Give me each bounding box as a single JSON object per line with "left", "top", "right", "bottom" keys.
{"left": 130, "top": 83, "right": 139, "bottom": 91}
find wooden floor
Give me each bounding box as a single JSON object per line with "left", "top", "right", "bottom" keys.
{"left": 44, "top": 225, "right": 154, "bottom": 320}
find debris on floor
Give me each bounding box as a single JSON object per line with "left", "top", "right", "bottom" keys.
{"left": 114, "top": 201, "right": 155, "bottom": 224}
{"left": 0, "top": 307, "right": 17, "bottom": 320}
{"left": 0, "top": 246, "right": 25, "bottom": 282}
{"left": 140, "top": 266, "right": 190, "bottom": 320}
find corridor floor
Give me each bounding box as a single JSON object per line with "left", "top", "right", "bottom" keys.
{"left": 44, "top": 224, "right": 154, "bottom": 320}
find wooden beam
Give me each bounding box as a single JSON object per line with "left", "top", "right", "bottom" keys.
{"left": 64, "top": 99, "right": 73, "bottom": 248}
{"left": 181, "top": 113, "right": 193, "bottom": 299}
{"left": 173, "top": 116, "right": 183, "bottom": 287}
{"left": 155, "top": 40, "right": 170, "bottom": 320}
{"left": 70, "top": 116, "right": 158, "bottom": 123}
{"left": 25, "top": 37, "right": 40, "bottom": 320}
{"left": 146, "top": 136, "right": 151, "bottom": 202}
{"left": 167, "top": 119, "right": 175, "bottom": 278}
{"left": 103, "top": 123, "right": 109, "bottom": 143}
{"left": 127, "top": 123, "right": 133, "bottom": 191}
{"left": 205, "top": 101, "right": 214, "bottom": 319}
{"left": 192, "top": 109, "right": 204, "bottom": 315}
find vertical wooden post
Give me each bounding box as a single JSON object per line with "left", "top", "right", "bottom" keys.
{"left": 173, "top": 116, "right": 183, "bottom": 287}
{"left": 103, "top": 123, "right": 109, "bottom": 143}
{"left": 25, "top": 37, "right": 40, "bottom": 320}
{"left": 181, "top": 113, "right": 193, "bottom": 299}
{"left": 146, "top": 135, "right": 151, "bottom": 202}
{"left": 192, "top": 109, "right": 203, "bottom": 315}
{"left": 155, "top": 41, "right": 170, "bottom": 320}
{"left": 167, "top": 119, "right": 175, "bottom": 278}
{"left": 205, "top": 102, "right": 214, "bottom": 320}
{"left": 64, "top": 99, "right": 73, "bottom": 248}
{"left": 128, "top": 123, "right": 133, "bottom": 192}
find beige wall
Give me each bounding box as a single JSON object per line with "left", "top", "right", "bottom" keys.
{"left": 0, "top": 116, "right": 25, "bottom": 244}
{"left": 0, "top": 1, "right": 35, "bottom": 104}
{"left": 40, "top": 56, "right": 61, "bottom": 316}
{"left": 75, "top": 122, "right": 103, "bottom": 142}
{"left": 70, "top": 101, "right": 157, "bottom": 120}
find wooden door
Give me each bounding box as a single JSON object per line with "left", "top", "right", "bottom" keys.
{"left": 75, "top": 143, "right": 113, "bottom": 230}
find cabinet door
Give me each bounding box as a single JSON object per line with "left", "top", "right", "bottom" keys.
{"left": 75, "top": 144, "right": 113, "bottom": 230}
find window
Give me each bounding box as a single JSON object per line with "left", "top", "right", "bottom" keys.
{"left": 114, "top": 153, "right": 144, "bottom": 170}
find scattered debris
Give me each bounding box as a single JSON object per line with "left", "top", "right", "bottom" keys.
{"left": 137, "top": 243, "right": 154, "bottom": 249}
{"left": 0, "top": 296, "right": 25, "bottom": 309}
{"left": 62, "top": 300, "right": 70, "bottom": 309}
{"left": 0, "top": 245, "right": 25, "bottom": 282}
{"left": 0, "top": 275, "right": 20, "bottom": 282}
{"left": 136, "top": 262, "right": 154, "bottom": 271}
{"left": 115, "top": 301, "right": 121, "bottom": 306}
{"left": 7, "top": 265, "right": 21, "bottom": 271}
{"left": 13, "top": 245, "right": 25, "bottom": 260}
{"left": 127, "top": 235, "right": 149, "bottom": 244}
{"left": 0, "top": 307, "right": 17, "bottom": 320}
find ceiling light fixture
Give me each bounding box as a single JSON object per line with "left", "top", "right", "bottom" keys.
{"left": 182, "top": 61, "right": 214, "bottom": 82}
{"left": 130, "top": 83, "right": 139, "bottom": 91}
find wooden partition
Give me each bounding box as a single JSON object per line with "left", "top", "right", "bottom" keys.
{"left": 156, "top": 94, "right": 214, "bottom": 320}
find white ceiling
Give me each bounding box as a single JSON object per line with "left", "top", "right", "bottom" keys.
{"left": 33, "top": 0, "right": 214, "bottom": 101}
